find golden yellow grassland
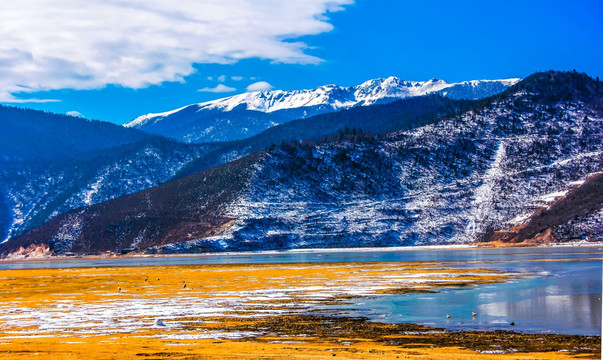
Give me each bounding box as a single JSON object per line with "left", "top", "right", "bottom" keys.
{"left": 0, "top": 261, "right": 599, "bottom": 359}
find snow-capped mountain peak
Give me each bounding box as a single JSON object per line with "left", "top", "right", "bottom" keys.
{"left": 352, "top": 77, "right": 452, "bottom": 104}
{"left": 125, "top": 76, "right": 520, "bottom": 143}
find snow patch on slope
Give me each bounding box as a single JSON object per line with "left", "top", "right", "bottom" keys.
{"left": 467, "top": 141, "right": 507, "bottom": 236}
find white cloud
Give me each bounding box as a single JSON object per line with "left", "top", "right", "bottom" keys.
{"left": 66, "top": 110, "right": 84, "bottom": 117}
{"left": 1, "top": 97, "right": 60, "bottom": 104}
{"left": 247, "top": 81, "right": 274, "bottom": 92}
{"left": 0, "top": 0, "right": 352, "bottom": 102}
{"left": 197, "top": 84, "right": 237, "bottom": 93}
{"left": 217, "top": 75, "right": 227, "bottom": 82}
{"left": 231, "top": 76, "right": 244, "bottom": 81}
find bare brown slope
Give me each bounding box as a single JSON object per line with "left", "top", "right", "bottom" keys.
{"left": 1, "top": 152, "right": 264, "bottom": 256}
{"left": 485, "top": 172, "right": 603, "bottom": 244}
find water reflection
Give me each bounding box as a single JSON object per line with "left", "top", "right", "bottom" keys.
{"left": 340, "top": 258, "right": 602, "bottom": 335}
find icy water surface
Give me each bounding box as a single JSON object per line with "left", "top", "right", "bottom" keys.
{"left": 1, "top": 245, "right": 601, "bottom": 269}
{"left": 2, "top": 245, "right": 601, "bottom": 335}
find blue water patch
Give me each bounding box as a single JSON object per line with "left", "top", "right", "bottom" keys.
{"left": 335, "top": 256, "right": 602, "bottom": 336}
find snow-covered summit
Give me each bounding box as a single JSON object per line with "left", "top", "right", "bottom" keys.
{"left": 125, "top": 76, "right": 520, "bottom": 143}
{"left": 127, "top": 77, "right": 519, "bottom": 127}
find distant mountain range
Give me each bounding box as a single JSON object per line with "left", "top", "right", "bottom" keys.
{"left": 3, "top": 75, "right": 511, "bottom": 243}
{"left": 3, "top": 71, "right": 601, "bottom": 257}
{"left": 125, "top": 77, "right": 519, "bottom": 143}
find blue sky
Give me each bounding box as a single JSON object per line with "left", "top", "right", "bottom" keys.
{"left": 2, "top": 0, "right": 602, "bottom": 124}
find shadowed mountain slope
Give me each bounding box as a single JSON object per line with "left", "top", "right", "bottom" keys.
{"left": 0, "top": 105, "right": 151, "bottom": 163}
